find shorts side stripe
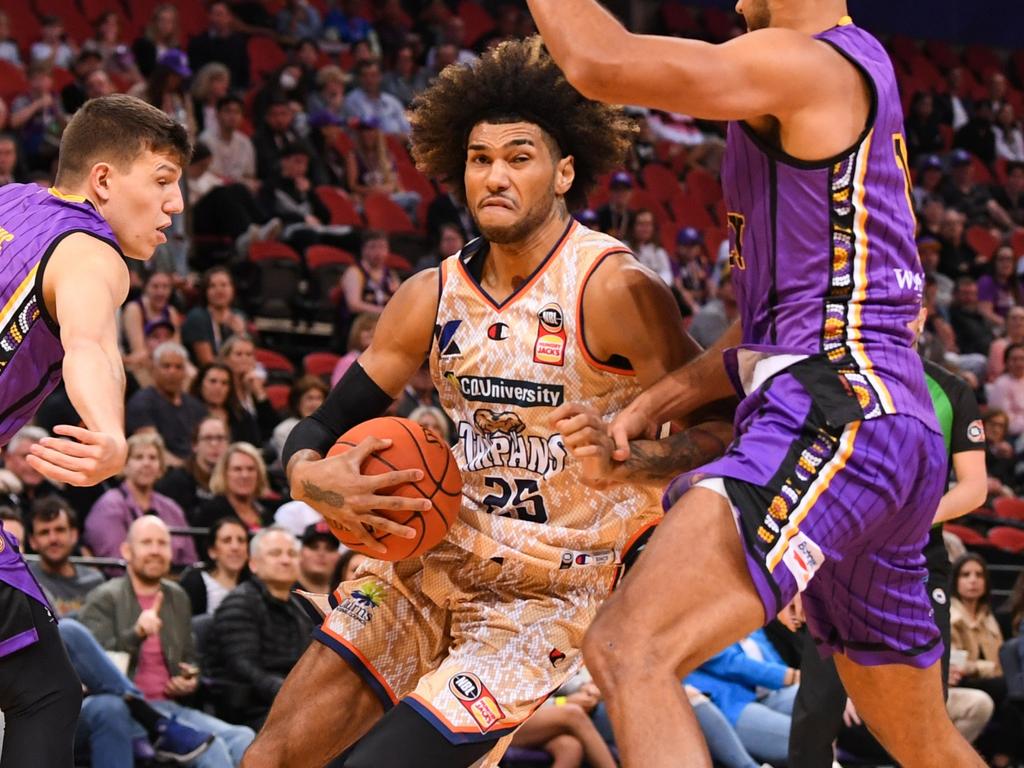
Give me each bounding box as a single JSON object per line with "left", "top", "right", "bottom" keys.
{"left": 313, "top": 626, "right": 398, "bottom": 711}
{"left": 765, "top": 420, "right": 860, "bottom": 571}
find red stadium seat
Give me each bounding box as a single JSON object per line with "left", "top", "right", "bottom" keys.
{"left": 248, "top": 36, "right": 287, "bottom": 87}
{"left": 923, "top": 40, "right": 960, "bottom": 72}
{"left": 248, "top": 241, "right": 301, "bottom": 263}
{"left": 303, "top": 352, "right": 340, "bottom": 378}
{"left": 964, "top": 45, "right": 1005, "bottom": 80}
{"left": 255, "top": 348, "right": 295, "bottom": 374}
{"left": 993, "top": 496, "right": 1024, "bottom": 522}
{"left": 1011, "top": 229, "right": 1024, "bottom": 258}
{"left": 686, "top": 167, "right": 723, "bottom": 207}
{"left": 3, "top": 5, "right": 40, "bottom": 55}
{"left": 265, "top": 384, "right": 291, "bottom": 413}
{"left": 965, "top": 225, "right": 999, "bottom": 262}
{"left": 305, "top": 244, "right": 355, "bottom": 270}
{"left": 0, "top": 60, "right": 28, "bottom": 104}
{"left": 943, "top": 523, "right": 989, "bottom": 548}
{"left": 364, "top": 193, "right": 416, "bottom": 234}
{"left": 387, "top": 253, "right": 413, "bottom": 273}
{"left": 641, "top": 163, "right": 681, "bottom": 203}
{"left": 315, "top": 186, "right": 363, "bottom": 227}
{"left": 669, "top": 191, "right": 714, "bottom": 230}
{"left": 397, "top": 164, "right": 437, "bottom": 204}
{"left": 987, "top": 525, "right": 1024, "bottom": 554}
{"left": 457, "top": 0, "right": 495, "bottom": 48}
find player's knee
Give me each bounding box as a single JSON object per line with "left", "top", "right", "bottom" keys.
{"left": 583, "top": 612, "right": 675, "bottom": 689}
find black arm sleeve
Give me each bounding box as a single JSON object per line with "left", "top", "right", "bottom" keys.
{"left": 280, "top": 361, "right": 394, "bottom": 471}
{"left": 950, "top": 379, "right": 985, "bottom": 455}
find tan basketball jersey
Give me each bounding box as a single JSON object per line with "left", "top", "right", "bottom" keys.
{"left": 429, "top": 220, "right": 663, "bottom": 569}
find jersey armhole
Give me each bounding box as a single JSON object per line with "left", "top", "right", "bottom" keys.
{"left": 575, "top": 248, "right": 636, "bottom": 376}
{"left": 34, "top": 228, "right": 126, "bottom": 337}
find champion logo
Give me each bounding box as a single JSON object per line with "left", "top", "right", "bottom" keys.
{"left": 487, "top": 322, "right": 509, "bottom": 341}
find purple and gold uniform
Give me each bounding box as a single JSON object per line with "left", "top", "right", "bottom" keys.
{"left": 665, "top": 18, "right": 946, "bottom": 667}
{"left": 0, "top": 183, "right": 123, "bottom": 656}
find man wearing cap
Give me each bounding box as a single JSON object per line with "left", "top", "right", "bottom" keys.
{"left": 211, "top": 526, "right": 312, "bottom": 729}
{"left": 941, "top": 148, "right": 1006, "bottom": 227}
{"left": 912, "top": 154, "right": 945, "bottom": 209}
{"left": 201, "top": 95, "right": 258, "bottom": 193}
{"left": 596, "top": 170, "right": 635, "bottom": 239}
{"left": 673, "top": 226, "right": 711, "bottom": 314}
{"left": 296, "top": 522, "right": 341, "bottom": 595}
{"left": 343, "top": 59, "right": 411, "bottom": 137}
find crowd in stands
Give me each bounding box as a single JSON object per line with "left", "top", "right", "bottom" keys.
{"left": 1, "top": 0, "right": 1024, "bottom": 765}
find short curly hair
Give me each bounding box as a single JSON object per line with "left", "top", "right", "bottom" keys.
{"left": 410, "top": 37, "right": 635, "bottom": 212}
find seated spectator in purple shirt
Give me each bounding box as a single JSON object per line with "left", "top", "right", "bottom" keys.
{"left": 977, "top": 245, "right": 1023, "bottom": 335}
{"left": 84, "top": 434, "right": 198, "bottom": 569}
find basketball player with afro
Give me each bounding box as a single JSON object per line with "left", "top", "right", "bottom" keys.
{"left": 241, "top": 39, "right": 732, "bottom": 768}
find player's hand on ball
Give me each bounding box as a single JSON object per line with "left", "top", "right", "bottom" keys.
{"left": 27, "top": 425, "right": 128, "bottom": 487}
{"left": 550, "top": 403, "right": 617, "bottom": 489}
{"left": 291, "top": 436, "right": 431, "bottom": 555}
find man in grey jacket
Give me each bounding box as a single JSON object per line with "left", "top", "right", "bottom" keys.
{"left": 80, "top": 516, "right": 254, "bottom": 767}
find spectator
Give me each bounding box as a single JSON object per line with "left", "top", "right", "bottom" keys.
{"left": 426, "top": 179, "right": 477, "bottom": 244}
{"left": 296, "top": 521, "right": 340, "bottom": 594}
{"left": 982, "top": 410, "right": 1016, "bottom": 500}
{"left": 211, "top": 526, "right": 312, "bottom": 729}
{"left": 83, "top": 67, "right": 115, "bottom": 101}
{"left": 26, "top": 497, "right": 104, "bottom": 617}
{"left": 913, "top": 154, "right": 946, "bottom": 209}
{"left": 346, "top": 116, "right": 420, "bottom": 221}
{"left": 0, "top": 505, "right": 24, "bottom": 550}
{"left": 277, "top": 0, "right": 322, "bottom": 43}
{"left": 986, "top": 72, "right": 1010, "bottom": 116}
{"left": 84, "top": 11, "right": 142, "bottom": 87}
{"left": 330, "top": 313, "right": 378, "bottom": 386}
{"left": 992, "top": 161, "right": 1024, "bottom": 229}
{"left": 942, "top": 149, "right": 1000, "bottom": 228}
{"left": 79, "top": 516, "right": 255, "bottom": 765}
{"left": 61, "top": 49, "right": 104, "bottom": 114}
{"left": 155, "top": 415, "right": 229, "bottom": 524}
{"left": 409, "top": 403, "right": 450, "bottom": 443}
{"left": 132, "top": 3, "right": 182, "bottom": 79}
{"left": 30, "top": 15, "right": 76, "bottom": 70}
{"left": 905, "top": 91, "right": 945, "bottom": 161}
{"left": 121, "top": 269, "right": 182, "bottom": 382}
{"left": 253, "top": 63, "right": 310, "bottom": 126}
{"left": 0, "top": 132, "right": 22, "bottom": 186}
{"left": 200, "top": 95, "right": 258, "bottom": 192}
{"left": 987, "top": 343, "right": 1024, "bottom": 438}
{"left": 509, "top": 683, "right": 617, "bottom": 768}
{"left": 1, "top": 426, "right": 62, "bottom": 518}
{"left": 10, "top": 62, "right": 67, "bottom": 171}
{"left": 673, "top": 226, "right": 711, "bottom": 314}
{"left": 332, "top": 548, "right": 366, "bottom": 586}
{"left": 397, "top": 362, "right": 443, "bottom": 417}
{"left": 306, "top": 65, "right": 347, "bottom": 123}
{"left": 596, "top": 171, "right": 635, "bottom": 240}
{"left": 920, "top": 235, "right": 953, "bottom": 312}
{"left": 218, "top": 334, "right": 278, "bottom": 443}
{"left": 323, "top": 0, "right": 375, "bottom": 45}
{"left": 182, "top": 267, "right": 250, "bottom": 366}
{"left": 956, "top": 100, "right": 997, "bottom": 168}
{"left": 689, "top": 267, "right": 739, "bottom": 348}
{"left": 627, "top": 209, "right": 672, "bottom": 285}
{"left": 307, "top": 109, "right": 350, "bottom": 187}
{"left": 936, "top": 66, "right": 972, "bottom": 131}
{"left": 84, "top": 433, "right": 197, "bottom": 568}
{"left": 126, "top": 341, "right": 209, "bottom": 462}
{"left": 133, "top": 48, "right": 196, "bottom": 137}
{"left": 179, "top": 517, "right": 249, "bottom": 616}
{"left": 949, "top": 276, "right": 995, "bottom": 359}
{"left": 191, "top": 62, "right": 232, "bottom": 136}
{"left": 188, "top": 1, "right": 249, "bottom": 91}
{"left": 343, "top": 59, "right": 411, "bottom": 137}
{"left": 686, "top": 628, "right": 799, "bottom": 767}
{"left": 271, "top": 376, "right": 328, "bottom": 457}
{"left": 253, "top": 95, "right": 305, "bottom": 181}
{"left": 978, "top": 245, "right": 1023, "bottom": 332}
{"left": 990, "top": 307, "right": 1024, "bottom": 380}
{"left": 383, "top": 44, "right": 429, "bottom": 107}
{"left": 0, "top": 10, "right": 21, "bottom": 66}
{"left": 950, "top": 553, "right": 1021, "bottom": 766}
{"left": 339, "top": 230, "right": 401, "bottom": 320}
{"left": 995, "top": 103, "right": 1024, "bottom": 164}
{"left": 426, "top": 16, "right": 478, "bottom": 69}
{"left": 197, "top": 442, "right": 273, "bottom": 531}
{"left": 191, "top": 361, "right": 270, "bottom": 447}
{"left": 414, "top": 221, "right": 464, "bottom": 272}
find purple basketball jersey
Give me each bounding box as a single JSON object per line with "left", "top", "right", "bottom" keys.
{"left": 720, "top": 18, "right": 937, "bottom": 433}
{"left": 0, "top": 183, "right": 123, "bottom": 618}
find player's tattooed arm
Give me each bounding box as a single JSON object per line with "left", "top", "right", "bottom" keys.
{"left": 618, "top": 422, "right": 731, "bottom": 485}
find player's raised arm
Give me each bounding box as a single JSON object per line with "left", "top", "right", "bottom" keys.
{"left": 527, "top": 0, "right": 847, "bottom": 122}
{"left": 28, "top": 233, "right": 130, "bottom": 486}
{"left": 552, "top": 254, "right": 733, "bottom": 486}
{"left": 281, "top": 268, "right": 440, "bottom": 553}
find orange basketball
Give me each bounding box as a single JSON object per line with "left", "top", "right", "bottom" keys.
{"left": 326, "top": 417, "right": 462, "bottom": 561}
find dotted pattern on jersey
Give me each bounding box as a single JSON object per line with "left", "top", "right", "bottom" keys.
{"left": 319, "top": 540, "right": 615, "bottom": 750}
{"left": 428, "top": 222, "right": 664, "bottom": 569}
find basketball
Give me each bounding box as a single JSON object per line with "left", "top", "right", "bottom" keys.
{"left": 325, "top": 417, "right": 462, "bottom": 561}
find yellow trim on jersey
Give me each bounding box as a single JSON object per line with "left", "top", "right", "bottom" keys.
{"left": 0, "top": 265, "right": 39, "bottom": 333}
{"left": 47, "top": 187, "right": 88, "bottom": 204}
{"left": 766, "top": 421, "right": 860, "bottom": 572}
{"left": 847, "top": 130, "right": 896, "bottom": 414}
